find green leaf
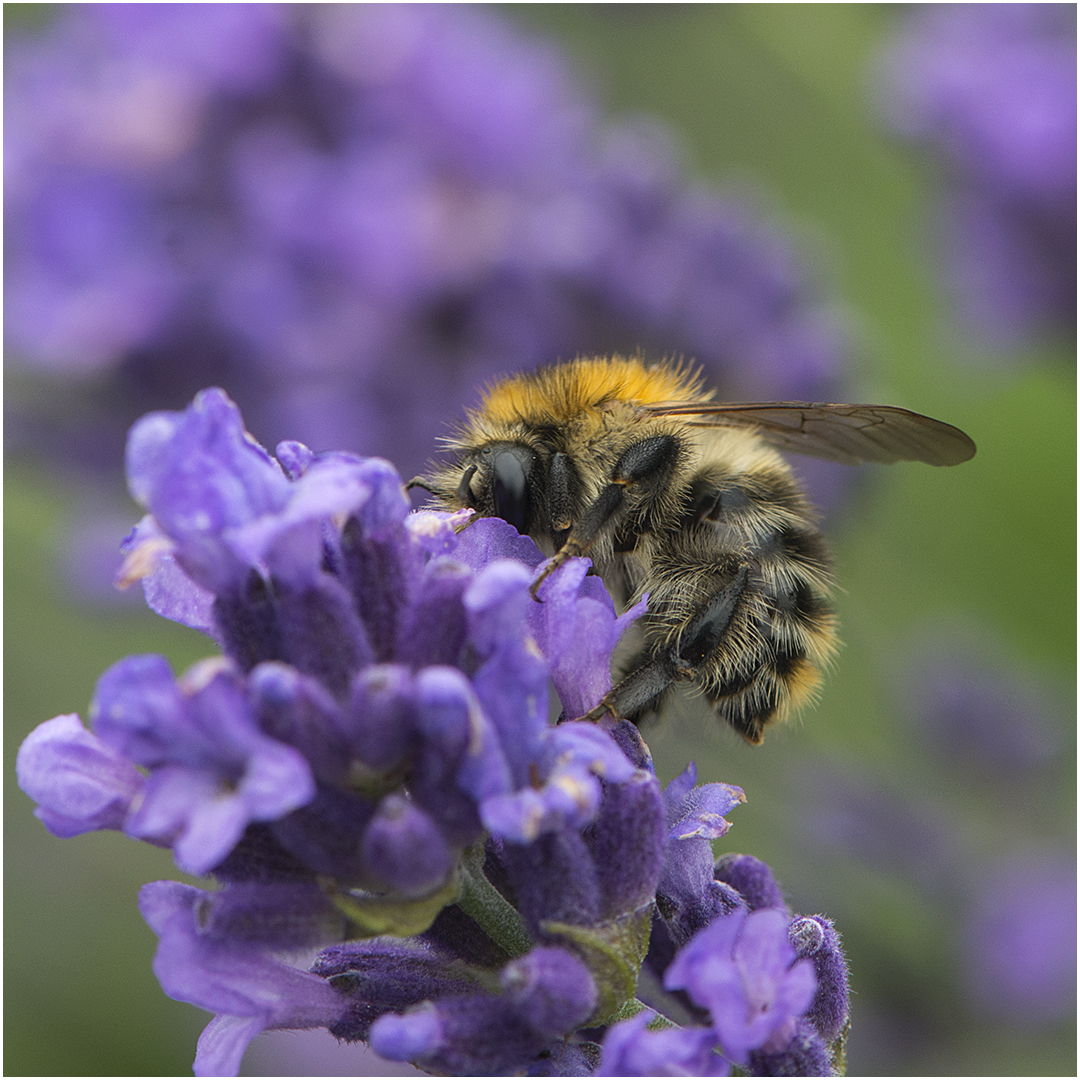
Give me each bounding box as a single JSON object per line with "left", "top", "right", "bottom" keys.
{"left": 455, "top": 842, "right": 533, "bottom": 959}
{"left": 322, "top": 874, "right": 461, "bottom": 939}
{"left": 540, "top": 903, "right": 653, "bottom": 1025}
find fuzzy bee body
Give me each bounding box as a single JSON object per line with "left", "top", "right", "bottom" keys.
{"left": 419, "top": 356, "right": 974, "bottom": 743}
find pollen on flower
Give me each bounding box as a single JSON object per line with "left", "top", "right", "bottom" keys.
{"left": 179, "top": 656, "right": 234, "bottom": 694}
{"left": 114, "top": 534, "right": 172, "bottom": 589}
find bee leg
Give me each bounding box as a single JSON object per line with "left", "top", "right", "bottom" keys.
{"left": 582, "top": 655, "right": 682, "bottom": 722}
{"left": 530, "top": 435, "right": 680, "bottom": 599}
{"left": 585, "top": 564, "right": 749, "bottom": 722}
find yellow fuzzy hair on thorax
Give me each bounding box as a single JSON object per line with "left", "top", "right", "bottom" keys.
{"left": 477, "top": 356, "right": 709, "bottom": 426}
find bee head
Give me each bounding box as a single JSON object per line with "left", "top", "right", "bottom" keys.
{"left": 459, "top": 443, "right": 540, "bottom": 536}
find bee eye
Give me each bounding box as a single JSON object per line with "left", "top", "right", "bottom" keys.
{"left": 492, "top": 449, "right": 532, "bottom": 534}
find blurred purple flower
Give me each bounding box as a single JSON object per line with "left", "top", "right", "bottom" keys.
{"left": 900, "top": 628, "right": 1065, "bottom": 775}
{"left": 7, "top": 3, "right": 849, "bottom": 487}
{"left": 792, "top": 759, "right": 960, "bottom": 895}
{"left": 879, "top": 3, "right": 1076, "bottom": 349}
{"left": 962, "top": 849, "right": 1077, "bottom": 1028}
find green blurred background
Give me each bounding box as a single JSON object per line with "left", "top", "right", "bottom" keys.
{"left": 6, "top": 5, "right": 1075, "bottom": 1076}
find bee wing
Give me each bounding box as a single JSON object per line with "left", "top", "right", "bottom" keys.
{"left": 641, "top": 401, "right": 976, "bottom": 466}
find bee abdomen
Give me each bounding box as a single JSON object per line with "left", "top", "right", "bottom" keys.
{"left": 701, "top": 522, "right": 836, "bottom": 742}
{"left": 625, "top": 470, "right": 836, "bottom": 743}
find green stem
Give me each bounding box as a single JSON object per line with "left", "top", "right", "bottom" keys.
{"left": 455, "top": 843, "right": 533, "bottom": 959}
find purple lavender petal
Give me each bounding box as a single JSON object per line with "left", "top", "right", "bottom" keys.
{"left": 657, "top": 768, "right": 748, "bottom": 945}
{"left": 271, "top": 574, "right": 372, "bottom": 696}
{"left": 661, "top": 760, "right": 700, "bottom": 817}
{"left": 274, "top": 440, "right": 314, "bottom": 481}
{"left": 480, "top": 786, "right": 549, "bottom": 844}
{"left": 16, "top": 713, "right": 144, "bottom": 837}
{"left": 90, "top": 653, "right": 190, "bottom": 766}
{"left": 125, "top": 388, "right": 292, "bottom": 593}
{"left": 500, "top": 947, "right": 597, "bottom": 1037}
{"left": 194, "top": 1015, "right": 270, "bottom": 1079}
{"left": 127, "top": 765, "right": 250, "bottom": 874}
{"left": 394, "top": 556, "right": 472, "bottom": 668}
{"left": 463, "top": 557, "right": 536, "bottom": 655}
{"left": 351, "top": 457, "right": 414, "bottom": 537}
{"left": 410, "top": 666, "right": 488, "bottom": 846}
{"left": 665, "top": 907, "right": 817, "bottom": 1065}
{"left": 668, "top": 782, "right": 746, "bottom": 843}
{"left": 502, "top": 826, "right": 602, "bottom": 937}
{"left": 229, "top": 455, "right": 379, "bottom": 586}
{"left": 543, "top": 722, "right": 638, "bottom": 786}
{"left": 140, "top": 880, "right": 346, "bottom": 1076}
{"left": 199, "top": 882, "right": 348, "bottom": 949}
{"left": 345, "top": 664, "right": 418, "bottom": 773}
{"left": 340, "top": 518, "right": 421, "bottom": 666}
{"left": 451, "top": 515, "right": 545, "bottom": 574}
{"left": 597, "top": 1010, "right": 728, "bottom": 1077}
{"left": 370, "top": 946, "right": 596, "bottom": 1075}
{"left": 120, "top": 516, "right": 216, "bottom": 634}
{"left": 405, "top": 509, "right": 472, "bottom": 557}
{"left": 531, "top": 556, "right": 649, "bottom": 719}
{"left": 464, "top": 559, "right": 549, "bottom": 779}
{"left": 131, "top": 733, "right": 315, "bottom": 878}
{"left": 92, "top": 655, "right": 316, "bottom": 873}
{"left": 745, "top": 1016, "right": 832, "bottom": 1077}
{"left": 480, "top": 723, "right": 637, "bottom": 844}
{"left": 269, "top": 783, "right": 377, "bottom": 883}
{"left": 248, "top": 662, "right": 350, "bottom": 786}
{"left": 584, "top": 769, "right": 667, "bottom": 918}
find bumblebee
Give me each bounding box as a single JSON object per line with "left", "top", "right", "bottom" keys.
{"left": 416, "top": 356, "right": 975, "bottom": 743}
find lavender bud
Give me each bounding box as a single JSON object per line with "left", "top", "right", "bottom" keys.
{"left": 714, "top": 853, "right": 788, "bottom": 912}
{"left": 367, "top": 1001, "right": 443, "bottom": 1060}
{"left": 788, "top": 916, "right": 850, "bottom": 1044}
{"left": 362, "top": 794, "right": 454, "bottom": 898}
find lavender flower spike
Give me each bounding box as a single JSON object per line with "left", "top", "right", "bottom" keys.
{"left": 20, "top": 385, "right": 853, "bottom": 1075}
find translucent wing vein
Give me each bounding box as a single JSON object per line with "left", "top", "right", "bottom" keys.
{"left": 641, "top": 402, "right": 976, "bottom": 466}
